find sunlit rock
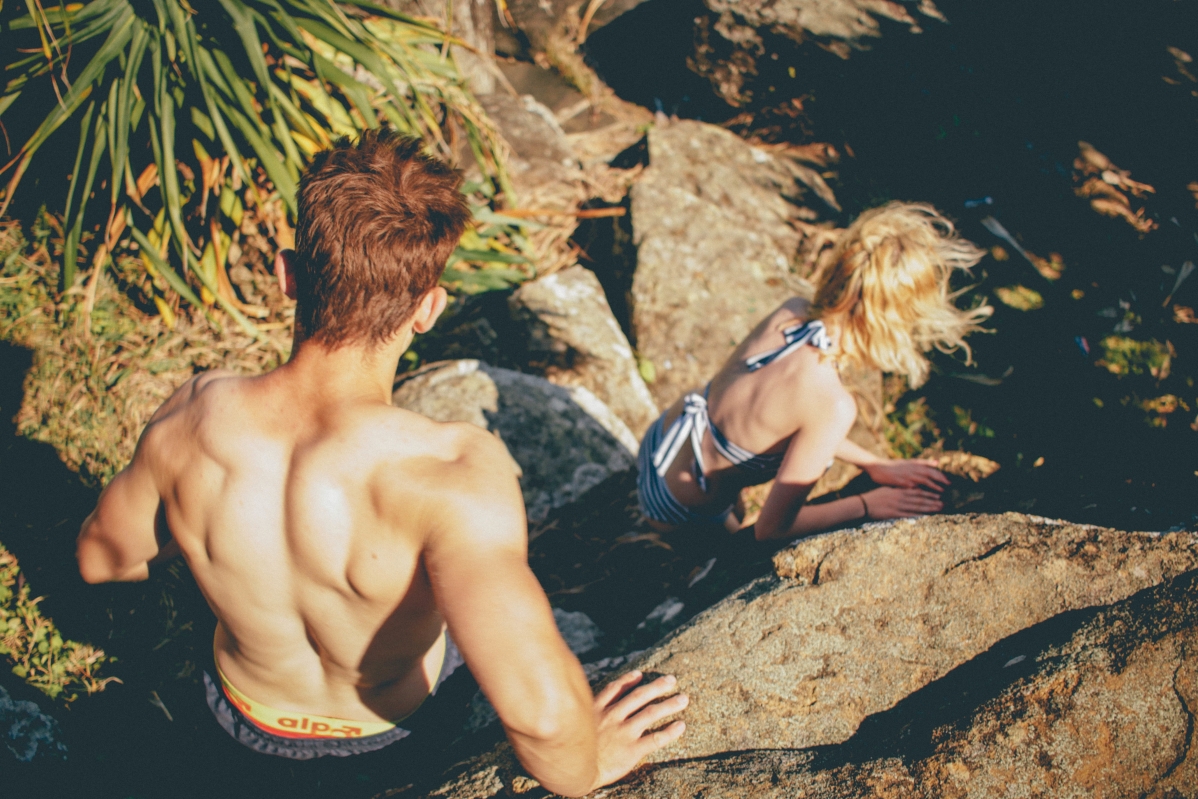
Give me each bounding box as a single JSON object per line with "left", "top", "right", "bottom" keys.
{"left": 413, "top": 513, "right": 1198, "bottom": 796}
{"left": 392, "top": 359, "right": 637, "bottom": 522}
{"left": 510, "top": 265, "right": 659, "bottom": 438}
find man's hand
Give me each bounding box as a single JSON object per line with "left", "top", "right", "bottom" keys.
{"left": 863, "top": 459, "right": 950, "bottom": 493}
{"left": 593, "top": 671, "right": 688, "bottom": 789}
{"left": 860, "top": 486, "right": 944, "bottom": 520}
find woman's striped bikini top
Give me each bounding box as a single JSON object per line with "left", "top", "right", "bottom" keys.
{"left": 654, "top": 320, "right": 833, "bottom": 492}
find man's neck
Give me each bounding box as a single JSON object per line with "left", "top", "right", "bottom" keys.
{"left": 275, "top": 330, "right": 412, "bottom": 406}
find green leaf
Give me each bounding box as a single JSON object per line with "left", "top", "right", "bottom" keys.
{"left": 448, "top": 248, "right": 530, "bottom": 266}
{"left": 130, "top": 227, "right": 205, "bottom": 310}
{"left": 64, "top": 108, "right": 108, "bottom": 290}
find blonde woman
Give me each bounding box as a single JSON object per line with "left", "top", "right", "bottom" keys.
{"left": 636, "top": 202, "right": 993, "bottom": 541}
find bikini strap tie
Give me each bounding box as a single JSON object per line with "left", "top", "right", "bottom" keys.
{"left": 744, "top": 319, "right": 833, "bottom": 372}
{"left": 651, "top": 392, "right": 711, "bottom": 492}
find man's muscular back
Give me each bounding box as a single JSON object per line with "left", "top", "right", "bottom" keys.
{"left": 93, "top": 365, "right": 517, "bottom": 723}
{"left": 77, "top": 130, "right": 685, "bottom": 795}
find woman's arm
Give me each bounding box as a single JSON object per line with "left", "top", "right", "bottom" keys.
{"left": 753, "top": 391, "right": 858, "bottom": 541}
{"left": 834, "top": 438, "right": 950, "bottom": 492}
{"left": 753, "top": 396, "right": 946, "bottom": 542}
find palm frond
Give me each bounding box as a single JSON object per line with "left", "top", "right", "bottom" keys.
{"left": 1, "top": 0, "right": 525, "bottom": 334}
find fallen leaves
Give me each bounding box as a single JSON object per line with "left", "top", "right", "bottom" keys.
{"left": 937, "top": 451, "right": 1001, "bottom": 482}
{"left": 1096, "top": 336, "right": 1173, "bottom": 380}
{"left": 1073, "top": 142, "right": 1158, "bottom": 234}
{"left": 994, "top": 285, "right": 1045, "bottom": 311}
{"left": 1137, "top": 394, "right": 1190, "bottom": 428}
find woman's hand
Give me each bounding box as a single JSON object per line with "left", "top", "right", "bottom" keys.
{"left": 864, "top": 459, "right": 950, "bottom": 493}
{"left": 860, "top": 486, "right": 944, "bottom": 520}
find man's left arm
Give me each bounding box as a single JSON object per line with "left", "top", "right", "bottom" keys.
{"left": 77, "top": 446, "right": 170, "bottom": 584}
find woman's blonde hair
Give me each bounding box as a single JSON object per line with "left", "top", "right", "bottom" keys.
{"left": 810, "top": 201, "right": 992, "bottom": 387}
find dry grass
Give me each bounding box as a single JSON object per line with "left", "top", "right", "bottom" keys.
{"left": 0, "top": 544, "right": 117, "bottom": 700}
{"left": 0, "top": 218, "right": 292, "bottom": 487}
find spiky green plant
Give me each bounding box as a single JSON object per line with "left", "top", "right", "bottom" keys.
{"left": 1, "top": 0, "right": 524, "bottom": 334}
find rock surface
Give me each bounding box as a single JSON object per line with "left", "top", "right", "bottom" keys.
{"left": 391, "top": 360, "right": 637, "bottom": 522}
{"left": 653, "top": 512, "right": 1197, "bottom": 759}
{"left": 629, "top": 119, "right": 820, "bottom": 410}
{"left": 510, "top": 265, "right": 659, "bottom": 437}
{"left": 478, "top": 92, "right": 581, "bottom": 205}
{"left": 574, "top": 569, "right": 1198, "bottom": 798}
{"left": 412, "top": 513, "right": 1198, "bottom": 797}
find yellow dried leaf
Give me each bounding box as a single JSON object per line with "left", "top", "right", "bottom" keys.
{"left": 994, "top": 285, "right": 1044, "bottom": 311}
{"left": 937, "top": 451, "right": 1000, "bottom": 482}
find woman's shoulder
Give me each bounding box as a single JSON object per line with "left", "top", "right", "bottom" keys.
{"left": 775, "top": 348, "right": 855, "bottom": 408}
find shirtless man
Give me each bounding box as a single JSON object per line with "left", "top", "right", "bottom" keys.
{"left": 76, "top": 129, "right": 686, "bottom": 796}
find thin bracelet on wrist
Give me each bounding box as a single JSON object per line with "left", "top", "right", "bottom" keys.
{"left": 859, "top": 494, "right": 870, "bottom": 520}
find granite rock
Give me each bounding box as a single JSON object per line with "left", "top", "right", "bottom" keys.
{"left": 391, "top": 360, "right": 637, "bottom": 522}
{"left": 411, "top": 513, "right": 1198, "bottom": 797}
{"left": 578, "top": 568, "right": 1198, "bottom": 798}
{"left": 510, "top": 265, "right": 659, "bottom": 438}
{"left": 629, "top": 119, "right": 821, "bottom": 410}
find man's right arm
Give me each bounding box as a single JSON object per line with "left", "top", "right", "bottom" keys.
{"left": 419, "top": 432, "right": 685, "bottom": 796}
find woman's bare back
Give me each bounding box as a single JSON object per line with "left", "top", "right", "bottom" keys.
{"left": 657, "top": 298, "right": 852, "bottom": 512}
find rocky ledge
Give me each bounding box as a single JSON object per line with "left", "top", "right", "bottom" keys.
{"left": 403, "top": 512, "right": 1198, "bottom": 798}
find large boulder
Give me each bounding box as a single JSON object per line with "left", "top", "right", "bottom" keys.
{"left": 391, "top": 360, "right": 637, "bottom": 523}
{"left": 509, "top": 265, "right": 659, "bottom": 438}
{"left": 571, "top": 570, "right": 1198, "bottom": 798}
{"left": 629, "top": 119, "right": 822, "bottom": 409}
{"left": 412, "top": 513, "right": 1198, "bottom": 796}
{"left": 644, "top": 512, "right": 1198, "bottom": 758}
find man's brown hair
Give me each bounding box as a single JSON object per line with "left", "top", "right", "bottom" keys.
{"left": 292, "top": 128, "right": 470, "bottom": 346}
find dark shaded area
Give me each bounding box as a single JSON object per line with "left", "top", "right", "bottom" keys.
{"left": 571, "top": 194, "right": 640, "bottom": 344}
{"left": 525, "top": 470, "right": 784, "bottom": 657}
{"left": 586, "top": 0, "right": 1198, "bottom": 531}
{"left": 583, "top": 0, "right": 733, "bottom": 122}
{"left": 404, "top": 288, "right": 527, "bottom": 371}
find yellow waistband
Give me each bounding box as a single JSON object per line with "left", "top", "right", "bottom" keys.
{"left": 214, "top": 635, "right": 445, "bottom": 740}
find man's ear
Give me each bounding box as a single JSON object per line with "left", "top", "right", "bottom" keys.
{"left": 412, "top": 286, "right": 448, "bottom": 334}
{"left": 274, "top": 249, "right": 297, "bottom": 300}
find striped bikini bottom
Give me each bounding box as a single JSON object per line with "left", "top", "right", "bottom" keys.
{"left": 636, "top": 410, "right": 737, "bottom": 526}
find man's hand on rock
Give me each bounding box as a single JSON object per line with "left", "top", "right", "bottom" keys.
{"left": 592, "top": 671, "right": 688, "bottom": 790}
